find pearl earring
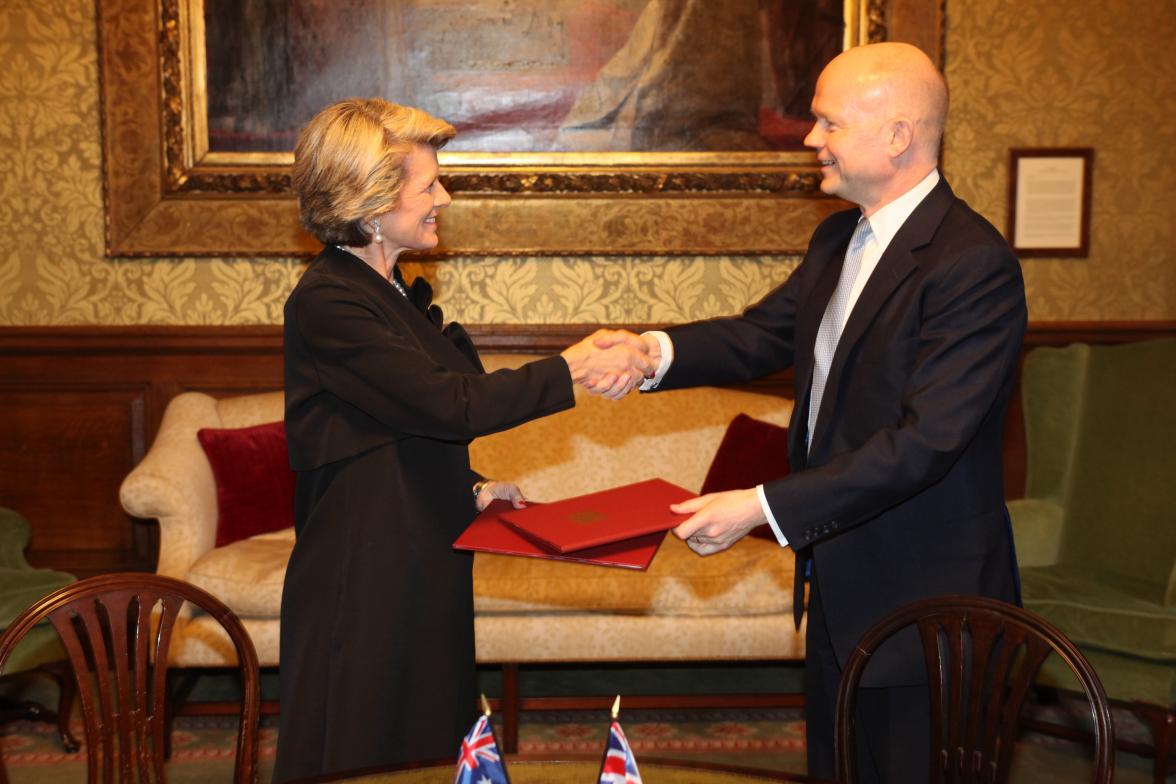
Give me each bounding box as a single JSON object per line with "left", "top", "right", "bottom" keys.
{"left": 371, "top": 220, "right": 382, "bottom": 243}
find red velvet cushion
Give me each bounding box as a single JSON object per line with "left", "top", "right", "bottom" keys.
{"left": 197, "top": 421, "right": 296, "bottom": 547}
{"left": 701, "top": 414, "right": 790, "bottom": 540}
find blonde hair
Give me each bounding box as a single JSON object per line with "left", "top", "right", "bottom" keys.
{"left": 292, "top": 98, "right": 456, "bottom": 245}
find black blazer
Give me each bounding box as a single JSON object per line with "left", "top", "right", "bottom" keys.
{"left": 277, "top": 247, "right": 575, "bottom": 774}
{"left": 658, "top": 178, "right": 1027, "bottom": 684}
{"left": 284, "top": 247, "right": 573, "bottom": 474}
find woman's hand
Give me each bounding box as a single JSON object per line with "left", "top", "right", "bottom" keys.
{"left": 560, "top": 329, "right": 655, "bottom": 400}
{"left": 475, "top": 480, "right": 527, "bottom": 512}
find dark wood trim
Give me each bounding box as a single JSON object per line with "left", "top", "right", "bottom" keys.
{"left": 1021, "top": 321, "right": 1176, "bottom": 347}
{"left": 173, "top": 700, "right": 281, "bottom": 718}
{"left": 491, "top": 687, "right": 809, "bottom": 753}
{"left": 3, "top": 320, "right": 1172, "bottom": 353}
{"left": 506, "top": 693, "right": 808, "bottom": 711}
{"left": 1, "top": 321, "right": 1172, "bottom": 575}
{"left": 1023, "top": 693, "right": 1176, "bottom": 776}
{"left": 485, "top": 666, "right": 806, "bottom": 752}
{"left": 500, "top": 663, "right": 521, "bottom": 756}
{"left": 0, "top": 325, "right": 285, "bottom": 354}
{"left": 0, "top": 661, "right": 79, "bottom": 752}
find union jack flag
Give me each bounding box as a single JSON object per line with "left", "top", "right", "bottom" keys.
{"left": 598, "top": 720, "right": 643, "bottom": 784}
{"left": 453, "top": 714, "right": 509, "bottom": 784}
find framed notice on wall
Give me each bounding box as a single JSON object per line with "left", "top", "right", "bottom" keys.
{"left": 1007, "top": 148, "right": 1094, "bottom": 257}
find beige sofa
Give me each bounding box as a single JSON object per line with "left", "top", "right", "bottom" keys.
{"left": 119, "top": 354, "right": 802, "bottom": 738}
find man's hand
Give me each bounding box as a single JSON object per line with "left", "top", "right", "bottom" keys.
{"left": 671, "top": 488, "right": 766, "bottom": 555}
{"left": 475, "top": 480, "right": 527, "bottom": 512}
{"left": 561, "top": 329, "right": 655, "bottom": 400}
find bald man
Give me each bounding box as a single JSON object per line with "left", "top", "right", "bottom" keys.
{"left": 595, "top": 43, "right": 1026, "bottom": 782}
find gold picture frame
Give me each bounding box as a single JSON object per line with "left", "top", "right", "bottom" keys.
{"left": 97, "top": 0, "right": 944, "bottom": 258}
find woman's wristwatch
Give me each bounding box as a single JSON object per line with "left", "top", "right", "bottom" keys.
{"left": 472, "top": 478, "right": 493, "bottom": 497}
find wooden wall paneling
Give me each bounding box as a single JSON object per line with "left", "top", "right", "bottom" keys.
{"left": 0, "top": 385, "right": 147, "bottom": 574}
{"left": 0, "top": 327, "right": 284, "bottom": 575}
{"left": 0, "top": 322, "right": 1171, "bottom": 578}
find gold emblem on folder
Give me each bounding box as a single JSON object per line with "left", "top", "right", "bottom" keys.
{"left": 568, "top": 510, "right": 605, "bottom": 526}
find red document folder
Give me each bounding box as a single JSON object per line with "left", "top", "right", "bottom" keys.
{"left": 498, "top": 478, "right": 695, "bottom": 553}
{"left": 453, "top": 500, "right": 666, "bottom": 570}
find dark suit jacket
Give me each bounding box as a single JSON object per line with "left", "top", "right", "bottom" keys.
{"left": 657, "top": 178, "right": 1026, "bottom": 685}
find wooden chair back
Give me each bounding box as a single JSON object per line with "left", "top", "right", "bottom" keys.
{"left": 834, "top": 595, "right": 1113, "bottom": 784}
{"left": 0, "top": 573, "right": 260, "bottom": 783}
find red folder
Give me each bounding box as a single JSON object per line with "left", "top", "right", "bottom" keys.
{"left": 498, "top": 478, "right": 695, "bottom": 553}
{"left": 453, "top": 500, "right": 665, "bottom": 570}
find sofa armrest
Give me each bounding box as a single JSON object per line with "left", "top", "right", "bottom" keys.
{"left": 1008, "top": 498, "right": 1065, "bottom": 568}
{"left": 118, "top": 392, "right": 222, "bottom": 580}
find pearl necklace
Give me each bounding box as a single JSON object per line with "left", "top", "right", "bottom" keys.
{"left": 337, "top": 245, "right": 407, "bottom": 298}
{"left": 387, "top": 274, "right": 409, "bottom": 298}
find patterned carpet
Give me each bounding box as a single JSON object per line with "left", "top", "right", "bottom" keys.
{"left": 1, "top": 714, "right": 276, "bottom": 783}
{"left": 1, "top": 700, "right": 1170, "bottom": 783}
{"left": 521, "top": 707, "right": 807, "bottom": 769}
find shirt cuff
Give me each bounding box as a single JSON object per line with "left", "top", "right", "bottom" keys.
{"left": 638, "top": 330, "right": 674, "bottom": 391}
{"left": 757, "top": 484, "right": 788, "bottom": 547}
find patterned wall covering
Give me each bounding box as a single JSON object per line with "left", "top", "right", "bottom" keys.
{"left": 0, "top": 0, "right": 1172, "bottom": 326}
{"left": 945, "top": 0, "right": 1175, "bottom": 321}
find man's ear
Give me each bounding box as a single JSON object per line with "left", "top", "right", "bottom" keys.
{"left": 886, "top": 117, "right": 915, "bottom": 158}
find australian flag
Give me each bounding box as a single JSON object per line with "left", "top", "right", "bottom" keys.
{"left": 598, "top": 721, "right": 643, "bottom": 784}
{"left": 453, "top": 714, "right": 509, "bottom": 784}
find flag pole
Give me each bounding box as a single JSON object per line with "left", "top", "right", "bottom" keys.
{"left": 481, "top": 693, "right": 512, "bottom": 784}
{"left": 597, "top": 694, "right": 622, "bottom": 781}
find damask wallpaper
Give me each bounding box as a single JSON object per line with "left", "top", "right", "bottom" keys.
{"left": 0, "top": 0, "right": 1171, "bottom": 326}
{"left": 945, "top": 0, "right": 1175, "bottom": 320}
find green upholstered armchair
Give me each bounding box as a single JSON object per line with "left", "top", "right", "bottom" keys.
{"left": 0, "top": 507, "right": 78, "bottom": 750}
{"left": 1010, "top": 337, "right": 1176, "bottom": 782}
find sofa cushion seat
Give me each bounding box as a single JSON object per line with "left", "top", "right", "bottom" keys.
{"left": 185, "top": 527, "right": 294, "bottom": 618}
{"left": 1034, "top": 644, "right": 1176, "bottom": 706}
{"left": 185, "top": 512, "right": 793, "bottom": 621}
{"left": 1021, "top": 563, "right": 1176, "bottom": 661}
{"left": 474, "top": 533, "right": 793, "bottom": 617}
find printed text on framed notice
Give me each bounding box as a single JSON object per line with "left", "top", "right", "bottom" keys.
{"left": 1007, "top": 148, "right": 1093, "bottom": 257}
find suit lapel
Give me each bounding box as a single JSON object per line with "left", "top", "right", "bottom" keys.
{"left": 323, "top": 248, "right": 481, "bottom": 373}
{"left": 810, "top": 179, "right": 957, "bottom": 453}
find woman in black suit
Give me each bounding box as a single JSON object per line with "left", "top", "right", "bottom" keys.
{"left": 274, "top": 98, "right": 649, "bottom": 781}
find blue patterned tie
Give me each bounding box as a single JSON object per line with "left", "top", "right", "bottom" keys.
{"left": 807, "top": 216, "right": 873, "bottom": 451}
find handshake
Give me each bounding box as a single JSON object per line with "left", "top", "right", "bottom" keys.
{"left": 560, "top": 329, "right": 660, "bottom": 401}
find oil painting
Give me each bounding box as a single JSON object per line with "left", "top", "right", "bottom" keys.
{"left": 203, "top": 0, "right": 843, "bottom": 154}
{"left": 98, "top": 0, "right": 942, "bottom": 255}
